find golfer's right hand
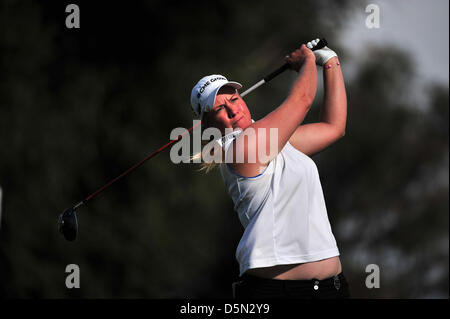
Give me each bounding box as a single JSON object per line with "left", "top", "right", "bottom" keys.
{"left": 285, "top": 44, "right": 316, "bottom": 72}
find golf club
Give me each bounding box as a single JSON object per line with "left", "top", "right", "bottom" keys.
{"left": 58, "top": 38, "right": 328, "bottom": 241}
{"left": 241, "top": 38, "right": 327, "bottom": 97}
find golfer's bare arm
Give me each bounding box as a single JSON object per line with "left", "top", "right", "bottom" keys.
{"left": 289, "top": 57, "right": 347, "bottom": 156}
{"left": 229, "top": 45, "right": 317, "bottom": 177}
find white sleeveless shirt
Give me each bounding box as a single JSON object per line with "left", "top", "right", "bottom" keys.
{"left": 219, "top": 135, "right": 339, "bottom": 276}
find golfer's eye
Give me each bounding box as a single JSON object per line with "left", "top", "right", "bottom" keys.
{"left": 231, "top": 98, "right": 238, "bottom": 102}
{"left": 215, "top": 105, "right": 225, "bottom": 111}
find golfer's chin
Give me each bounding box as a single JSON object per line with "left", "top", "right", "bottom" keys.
{"left": 232, "top": 116, "right": 251, "bottom": 130}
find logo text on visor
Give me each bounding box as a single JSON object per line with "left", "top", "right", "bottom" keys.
{"left": 198, "top": 77, "right": 227, "bottom": 94}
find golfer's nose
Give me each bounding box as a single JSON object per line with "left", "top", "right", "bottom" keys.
{"left": 226, "top": 104, "right": 238, "bottom": 118}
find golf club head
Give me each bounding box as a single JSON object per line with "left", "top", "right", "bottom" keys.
{"left": 58, "top": 207, "right": 78, "bottom": 241}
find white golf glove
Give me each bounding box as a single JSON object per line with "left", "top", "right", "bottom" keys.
{"left": 307, "top": 38, "right": 337, "bottom": 66}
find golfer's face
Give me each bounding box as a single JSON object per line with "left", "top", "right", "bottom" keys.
{"left": 205, "top": 86, "right": 252, "bottom": 134}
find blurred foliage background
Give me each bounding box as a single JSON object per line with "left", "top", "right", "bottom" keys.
{"left": 0, "top": 0, "right": 448, "bottom": 298}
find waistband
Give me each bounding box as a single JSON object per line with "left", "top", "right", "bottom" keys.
{"left": 241, "top": 272, "right": 346, "bottom": 289}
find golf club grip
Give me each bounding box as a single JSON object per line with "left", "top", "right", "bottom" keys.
{"left": 263, "top": 38, "right": 328, "bottom": 83}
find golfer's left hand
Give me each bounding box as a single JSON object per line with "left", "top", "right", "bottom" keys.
{"left": 307, "top": 38, "right": 338, "bottom": 66}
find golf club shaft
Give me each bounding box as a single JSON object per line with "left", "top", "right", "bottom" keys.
{"left": 71, "top": 39, "right": 327, "bottom": 210}
{"left": 241, "top": 38, "right": 327, "bottom": 97}
{"left": 73, "top": 121, "right": 202, "bottom": 210}
{"left": 240, "top": 80, "right": 265, "bottom": 97}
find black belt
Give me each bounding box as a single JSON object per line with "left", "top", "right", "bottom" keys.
{"left": 239, "top": 272, "right": 345, "bottom": 291}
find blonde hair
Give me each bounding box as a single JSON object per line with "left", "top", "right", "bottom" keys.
{"left": 191, "top": 140, "right": 222, "bottom": 173}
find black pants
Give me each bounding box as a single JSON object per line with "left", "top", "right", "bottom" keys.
{"left": 233, "top": 272, "right": 350, "bottom": 299}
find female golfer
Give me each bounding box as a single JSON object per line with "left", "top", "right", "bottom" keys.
{"left": 190, "top": 39, "right": 349, "bottom": 298}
